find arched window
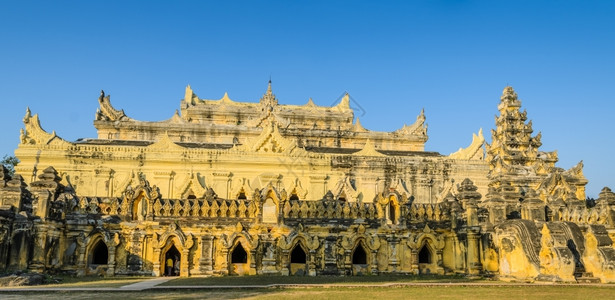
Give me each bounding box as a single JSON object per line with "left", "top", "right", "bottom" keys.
{"left": 290, "top": 245, "right": 307, "bottom": 264}
{"left": 418, "top": 244, "right": 431, "bottom": 264}
{"left": 289, "top": 193, "right": 299, "bottom": 201}
{"left": 238, "top": 191, "right": 247, "bottom": 200}
{"left": 91, "top": 240, "right": 108, "bottom": 265}
{"left": 231, "top": 243, "right": 248, "bottom": 263}
{"left": 352, "top": 244, "right": 367, "bottom": 264}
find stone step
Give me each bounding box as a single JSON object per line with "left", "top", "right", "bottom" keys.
{"left": 575, "top": 276, "right": 601, "bottom": 283}
{"left": 573, "top": 271, "right": 593, "bottom": 278}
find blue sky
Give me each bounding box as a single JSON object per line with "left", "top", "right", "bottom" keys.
{"left": 0, "top": 1, "right": 613, "bottom": 197}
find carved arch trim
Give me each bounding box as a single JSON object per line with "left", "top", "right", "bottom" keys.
{"left": 407, "top": 225, "right": 445, "bottom": 251}
{"left": 155, "top": 223, "right": 194, "bottom": 250}
{"left": 278, "top": 228, "right": 319, "bottom": 251}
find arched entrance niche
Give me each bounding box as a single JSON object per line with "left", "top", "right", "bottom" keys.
{"left": 418, "top": 244, "right": 431, "bottom": 264}
{"left": 418, "top": 243, "right": 434, "bottom": 274}
{"left": 89, "top": 239, "right": 108, "bottom": 266}
{"left": 407, "top": 227, "right": 445, "bottom": 275}
{"left": 164, "top": 244, "right": 181, "bottom": 276}
{"left": 352, "top": 243, "right": 368, "bottom": 275}
{"left": 229, "top": 242, "right": 250, "bottom": 275}
{"left": 289, "top": 243, "right": 307, "bottom": 276}
{"left": 159, "top": 236, "right": 186, "bottom": 277}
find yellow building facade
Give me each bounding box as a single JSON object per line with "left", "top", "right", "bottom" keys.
{"left": 1, "top": 83, "right": 614, "bottom": 282}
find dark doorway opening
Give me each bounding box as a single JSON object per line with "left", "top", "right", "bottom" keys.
{"left": 165, "top": 244, "right": 181, "bottom": 276}
{"left": 352, "top": 244, "right": 367, "bottom": 264}
{"left": 290, "top": 245, "right": 307, "bottom": 264}
{"left": 91, "top": 240, "right": 108, "bottom": 265}
{"left": 418, "top": 245, "right": 431, "bottom": 264}
{"left": 231, "top": 243, "right": 248, "bottom": 263}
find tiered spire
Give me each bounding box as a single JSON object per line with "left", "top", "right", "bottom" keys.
{"left": 487, "top": 87, "right": 547, "bottom": 169}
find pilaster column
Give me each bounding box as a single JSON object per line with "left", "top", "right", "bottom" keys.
{"left": 180, "top": 249, "right": 190, "bottom": 276}
{"left": 28, "top": 222, "right": 46, "bottom": 272}
{"left": 199, "top": 235, "right": 214, "bottom": 274}
{"left": 152, "top": 247, "right": 162, "bottom": 276}
{"left": 467, "top": 231, "right": 482, "bottom": 275}
{"left": 323, "top": 236, "right": 338, "bottom": 274}
{"left": 308, "top": 249, "right": 317, "bottom": 276}
{"left": 387, "top": 235, "right": 400, "bottom": 273}
{"left": 107, "top": 246, "right": 116, "bottom": 276}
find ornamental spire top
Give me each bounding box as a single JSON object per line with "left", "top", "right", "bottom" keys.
{"left": 260, "top": 79, "right": 278, "bottom": 106}
{"left": 499, "top": 86, "right": 521, "bottom": 109}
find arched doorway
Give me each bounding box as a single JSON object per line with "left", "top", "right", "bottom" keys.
{"left": 89, "top": 239, "right": 108, "bottom": 266}
{"left": 290, "top": 244, "right": 307, "bottom": 275}
{"left": 352, "top": 243, "right": 368, "bottom": 275}
{"left": 418, "top": 244, "right": 431, "bottom": 264}
{"left": 230, "top": 242, "right": 249, "bottom": 275}
{"left": 418, "top": 243, "right": 433, "bottom": 274}
{"left": 352, "top": 244, "right": 367, "bottom": 264}
{"left": 163, "top": 244, "right": 181, "bottom": 276}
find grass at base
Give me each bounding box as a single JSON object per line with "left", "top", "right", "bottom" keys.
{"left": 42, "top": 275, "right": 151, "bottom": 288}
{"left": 2, "top": 285, "right": 615, "bottom": 300}
{"left": 159, "top": 274, "right": 479, "bottom": 286}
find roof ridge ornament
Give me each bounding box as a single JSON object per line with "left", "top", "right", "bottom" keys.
{"left": 449, "top": 128, "right": 485, "bottom": 160}
{"left": 393, "top": 109, "right": 427, "bottom": 137}
{"left": 335, "top": 93, "right": 351, "bottom": 111}
{"left": 21, "top": 108, "right": 70, "bottom": 146}
{"left": 95, "top": 90, "right": 129, "bottom": 122}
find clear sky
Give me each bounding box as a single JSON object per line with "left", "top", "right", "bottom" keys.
{"left": 0, "top": 1, "right": 613, "bottom": 198}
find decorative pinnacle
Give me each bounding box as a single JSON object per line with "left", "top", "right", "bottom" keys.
{"left": 260, "top": 79, "right": 277, "bottom": 106}
{"left": 23, "top": 107, "right": 32, "bottom": 124}
{"left": 501, "top": 86, "right": 518, "bottom": 102}
{"left": 266, "top": 79, "right": 272, "bottom": 95}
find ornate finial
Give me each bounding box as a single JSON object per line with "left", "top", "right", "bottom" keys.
{"left": 260, "top": 79, "right": 277, "bottom": 106}
{"left": 501, "top": 86, "right": 518, "bottom": 102}
{"left": 23, "top": 107, "right": 31, "bottom": 124}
